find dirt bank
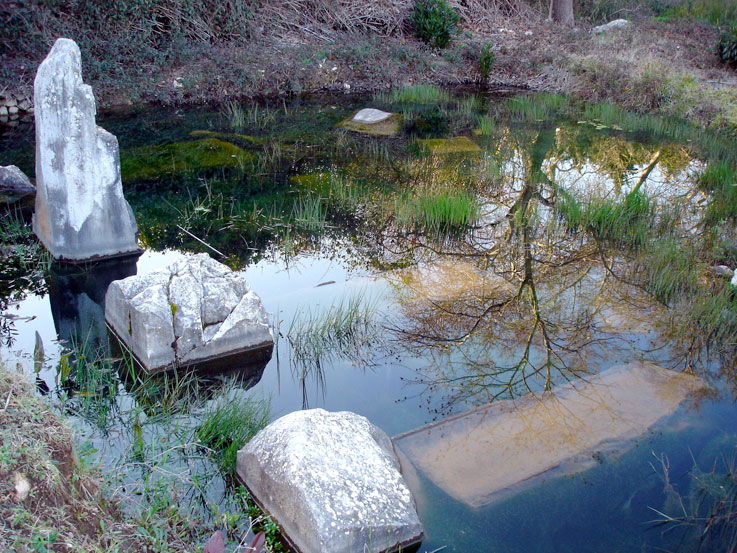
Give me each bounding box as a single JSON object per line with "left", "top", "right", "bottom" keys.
{"left": 0, "top": 364, "right": 140, "bottom": 552}
{"left": 2, "top": 2, "right": 735, "bottom": 129}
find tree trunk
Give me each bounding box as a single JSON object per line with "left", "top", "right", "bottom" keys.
{"left": 550, "top": 0, "right": 574, "bottom": 25}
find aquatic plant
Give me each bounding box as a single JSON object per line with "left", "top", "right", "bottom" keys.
{"left": 120, "top": 138, "right": 255, "bottom": 182}
{"left": 222, "top": 99, "right": 246, "bottom": 132}
{"left": 699, "top": 161, "right": 737, "bottom": 226}
{"left": 651, "top": 447, "right": 737, "bottom": 552}
{"left": 292, "top": 193, "right": 327, "bottom": 234}
{"left": 0, "top": 209, "right": 51, "bottom": 345}
{"left": 558, "top": 190, "right": 655, "bottom": 249}
{"left": 386, "top": 84, "right": 451, "bottom": 105}
{"left": 394, "top": 187, "right": 479, "bottom": 235}
{"left": 506, "top": 93, "right": 571, "bottom": 122}
{"left": 287, "top": 290, "right": 379, "bottom": 406}
{"left": 195, "top": 386, "right": 270, "bottom": 476}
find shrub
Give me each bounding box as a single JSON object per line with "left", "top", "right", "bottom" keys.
{"left": 412, "top": 0, "right": 460, "bottom": 49}
{"left": 479, "top": 43, "right": 495, "bottom": 81}
{"left": 718, "top": 25, "right": 737, "bottom": 66}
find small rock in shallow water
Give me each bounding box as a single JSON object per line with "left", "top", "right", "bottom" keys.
{"left": 0, "top": 165, "right": 34, "bottom": 197}
{"left": 352, "top": 108, "right": 393, "bottom": 124}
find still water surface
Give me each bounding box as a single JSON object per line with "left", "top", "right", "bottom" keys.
{"left": 1, "top": 91, "right": 735, "bottom": 552}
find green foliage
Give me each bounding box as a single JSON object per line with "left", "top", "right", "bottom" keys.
{"left": 412, "top": 0, "right": 460, "bottom": 49}
{"left": 479, "top": 43, "right": 495, "bottom": 82}
{"left": 394, "top": 187, "right": 479, "bottom": 234}
{"left": 699, "top": 161, "right": 737, "bottom": 225}
{"left": 559, "top": 190, "right": 655, "bottom": 249}
{"left": 655, "top": 0, "right": 737, "bottom": 25}
{"left": 195, "top": 388, "right": 270, "bottom": 476}
{"left": 718, "top": 25, "right": 737, "bottom": 66}
{"left": 385, "top": 84, "right": 451, "bottom": 104}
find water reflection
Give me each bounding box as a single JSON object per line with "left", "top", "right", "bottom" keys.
{"left": 2, "top": 90, "right": 736, "bottom": 552}
{"left": 47, "top": 257, "right": 139, "bottom": 352}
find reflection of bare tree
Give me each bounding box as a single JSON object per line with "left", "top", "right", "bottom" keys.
{"left": 383, "top": 124, "right": 701, "bottom": 413}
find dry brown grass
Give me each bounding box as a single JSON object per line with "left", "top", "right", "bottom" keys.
{"left": 0, "top": 363, "right": 139, "bottom": 553}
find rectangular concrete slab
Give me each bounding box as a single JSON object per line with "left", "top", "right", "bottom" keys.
{"left": 393, "top": 362, "right": 703, "bottom": 508}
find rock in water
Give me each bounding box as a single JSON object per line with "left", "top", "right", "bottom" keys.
{"left": 105, "top": 253, "right": 273, "bottom": 373}
{"left": 237, "top": 409, "right": 424, "bottom": 553}
{"left": 0, "top": 165, "right": 35, "bottom": 198}
{"left": 351, "top": 108, "right": 393, "bottom": 124}
{"left": 33, "top": 38, "right": 139, "bottom": 262}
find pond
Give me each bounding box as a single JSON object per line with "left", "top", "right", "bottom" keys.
{"left": 1, "top": 87, "right": 736, "bottom": 553}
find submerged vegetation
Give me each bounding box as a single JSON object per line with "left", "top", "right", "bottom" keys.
{"left": 2, "top": 87, "right": 737, "bottom": 551}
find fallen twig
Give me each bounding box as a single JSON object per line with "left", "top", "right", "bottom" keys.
{"left": 176, "top": 224, "right": 226, "bottom": 257}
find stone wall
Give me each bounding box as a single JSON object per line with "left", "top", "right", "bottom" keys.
{"left": 0, "top": 92, "right": 33, "bottom": 125}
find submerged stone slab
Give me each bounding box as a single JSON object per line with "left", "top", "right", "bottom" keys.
{"left": 237, "top": 409, "right": 424, "bottom": 553}
{"left": 417, "top": 136, "right": 481, "bottom": 155}
{"left": 120, "top": 138, "right": 255, "bottom": 182}
{"left": 394, "top": 362, "right": 703, "bottom": 508}
{"left": 0, "top": 165, "right": 34, "bottom": 198}
{"left": 33, "top": 38, "right": 139, "bottom": 262}
{"left": 105, "top": 253, "right": 273, "bottom": 373}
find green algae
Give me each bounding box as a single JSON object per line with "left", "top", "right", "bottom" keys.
{"left": 120, "top": 138, "right": 255, "bottom": 182}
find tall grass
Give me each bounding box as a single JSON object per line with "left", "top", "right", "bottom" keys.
{"left": 505, "top": 93, "right": 571, "bottom": 122}
{"left": 639, "top": 238, "right": 699, "bottom": 305}
{"left": 699, "top": 161, "right": 737, "bottom": 226}
{"left": 382, "top": 84, "right": 452, "bottom": 105}
{"left": 394, "top": 188, "right": 479, "bottom": 234}
{"left": 558, "top": 190, "right": 655, "bottom": 249}
{"left": 287, "top": 290, "right": 379, "bottom": 376}
{"left": 292, "top": 193, "right": 327, "bottom": 233}
{"left": 195, "top": 386, "right": 270, "bottom": 476}
{"left": 222, "top": 100, "right": 246, "bottom": 132}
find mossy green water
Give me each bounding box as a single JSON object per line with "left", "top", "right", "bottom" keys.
{"left": 120, "top": 138, "right": 255, "bottom": 182}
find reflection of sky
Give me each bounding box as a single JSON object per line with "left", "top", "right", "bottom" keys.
{"left": 2, "top": 104, "right": 735, "bottom": 553}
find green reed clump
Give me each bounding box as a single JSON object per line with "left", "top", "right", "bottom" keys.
{"left": 699, "top": 161, "right": 737, "bottom": 225}
{"left": 385, "top": 84, "right": 451, "bottom": 105}
{"left": 394, "top": 188, "right": 479, "bottom": 234}
{"left": 223, "top": 100, "right": 246, "bottom": 132}
{"left": 506, "top": 93, "right": 571, "bottom": 122}
{"left": 651, "top": 444, "right": 737, "bottom": 553}
{"left": 292, "top": 193, "right": 327, "bottom": 233}
{"left": 195, "top": 387, "right": 270, "bottom": 476}
{"left": 58, "top": 339, "right": 122, "bottom": 431}
{"left": 287, "top": 290, "right": 379, "bottom": 374}
{"left": 478, "top": 116, "right": 495, "bottom": 136}
{"left": 638, "top": 238, "right": 700, "bottom": 305}
{"left": 558, "top": 190, "right": 655, "bottom": 249}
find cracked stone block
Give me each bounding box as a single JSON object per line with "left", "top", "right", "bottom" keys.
{"left": 237, "top": 409, "right": 424, "bottom": 553}
{"left": 33, "top": 38, "right": 139, "bottom": 262}
{"left": 105, "top": 253, "right": 273, "bottom": 373}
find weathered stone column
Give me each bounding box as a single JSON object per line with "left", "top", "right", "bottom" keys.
{"left": 33, "top": 38, "right": 140, "bottom": 262}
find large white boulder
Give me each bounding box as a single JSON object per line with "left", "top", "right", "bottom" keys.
{"left": 33, "top": 38, "right": 139, "bottom": 262}
{"left": 105, "top": 253, "right": 273, "bottom": 373}
{"left": 237, "top": 409, "right": 424, "bottom": 553}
